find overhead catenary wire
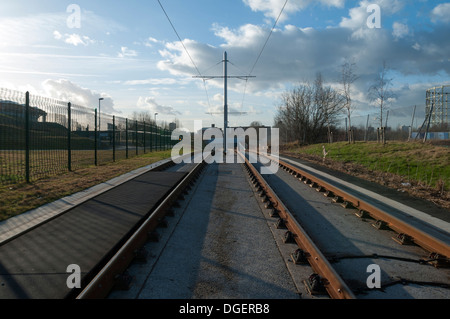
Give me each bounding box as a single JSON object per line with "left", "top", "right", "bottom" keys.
{"left": 240, "top": 0, "right": 289, "bottom": 110}
{"left": 157, "top": 0, "right": 201, "bottom": 77}
{"left": 157, "top": 0, "right": 217, "bottom": 123}
{"left": 248, "top": 0, "right": 289, "bottom": 76}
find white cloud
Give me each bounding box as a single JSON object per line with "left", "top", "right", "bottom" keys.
{"left": 54, "top": 32, "right": 96, "bottom": 46}
{"left": 243, "top": 0, "right": 345, "bottom": 22}
{"left": 42, "top": 79, "right": 118, "bottom": 113}
{"left": 53, "top": 30, "right": 63, "bottom": 40}
{"left": 137, "top": 96, "right": 181, "bottom": 116}
{"left": 124, "top": 78, "right": 178, "bottom": 85}
{"left": 157, "top": 12, "right": 450, "bottom": 120}
{"left": 392, "top": 22, "right": 409, "bottom": 39}
{"left": 431, "top": 3, "right": 450, "bottom": 23}
{"left": 144, "top": 37, "right": 160, "bottom": 47}
{"left": 118, "top": 47, "right": 138, "bottom": 58}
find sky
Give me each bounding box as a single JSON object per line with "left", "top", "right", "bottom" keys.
{"left": 0, "top": 0, "right": 449, "bottom": 131}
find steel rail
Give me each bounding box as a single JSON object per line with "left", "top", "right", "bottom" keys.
{"left": 270, "top": 154, "right": 450, "bottom": 262}
{"left": 76, "top": 159, "right": 207, "bottom": 299}
{"left": 240, "top": 151, "right": 356, "bottom": 299}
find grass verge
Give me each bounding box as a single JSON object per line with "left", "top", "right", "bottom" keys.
{"left": 0, "top": 150, "right": 172, "bottom": 222}
{"left": 282, "top": 140, "right": 450, "bottom": 210}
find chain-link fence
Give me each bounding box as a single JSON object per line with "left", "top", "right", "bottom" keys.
{"left": 0, "top": 89, "right": 175, "bottom": 185}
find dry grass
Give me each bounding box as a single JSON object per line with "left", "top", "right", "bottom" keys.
{"left": 0, "top": 150, "right": 172, "bottom": 221}
{"left": 282, "top": 140, "right": 450, "bottom": 211}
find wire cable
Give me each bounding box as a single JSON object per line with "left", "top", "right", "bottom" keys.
{"left": 157, "top": 0, "right": 215, "bottom": 118}
{"left": 157, "top": 0, "right": 202, "bottom": 77}
{"left": 240, "top": 0, "right": 289, "bottom": 111}
{"left": 248, "top": 0, "right": 289, "bottom": 76}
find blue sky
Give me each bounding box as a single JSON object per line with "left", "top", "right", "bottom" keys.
{"left": 0, "top": 0, "right": 449, "bottom": 131}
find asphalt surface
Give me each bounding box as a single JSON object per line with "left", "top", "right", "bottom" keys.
{"left": 0, "top": 170, "right": 185, "bottom": 299}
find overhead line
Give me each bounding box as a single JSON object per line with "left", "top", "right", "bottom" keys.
{"left": 157, "top": 0, "right": 216, "bottom": 119}
{"left": 240, "top": 0, "right": 289, "bottom": 110}
{"left": 248, "top": 0, "right": 289, "bottom": 76}
{"left": 157, "top": 0, "right": 201, "bottom": 77}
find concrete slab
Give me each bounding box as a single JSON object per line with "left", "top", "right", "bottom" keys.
{"left": 109, "top": 161, "right": 300, "bottom": 299}
{"left": 0, "top": 158, "right": 172, "bottom": 245}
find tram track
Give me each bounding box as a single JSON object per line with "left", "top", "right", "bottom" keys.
{"left": 241, "top": 151, "right": 450, "bottom": 299}
{"left": 76, "top": 159, "right": 207, "bottom": 299}
{"left": 0, "top": 154, "right": 205, "bottom": 299}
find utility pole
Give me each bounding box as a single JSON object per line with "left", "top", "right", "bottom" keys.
{"left": 224, "top": 51, "right": 228, "bottom": 153}
{"left": 194, "top": 51, "right": 255, "bottom": 154}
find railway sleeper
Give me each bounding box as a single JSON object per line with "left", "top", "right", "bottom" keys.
{"left": 113, "top": 271, "right": 133, "bottom": 291}
{"left": 147, "top": 231, "right": 160, "bottom": 242}
{"left": 269, "top": 208, "right": 279, "bottom": 218}
{"left": 355, "top": 209, "right": 370, "bottom": 218}
{"left": 427, "top": 253, "right": 450, "bottom": 268}
{"left": 275, "top": 218, "right": 287, "bottom": 229}
{"left": 340, "top": 201, "right": 355, "bottom": 209}
{"left": 283, "top": 231, "right": 296, "bottom": 244}
{"left": 332, "top": 196, "right": 343, "bottom": 203}
{"left": 303, "top": 273, "right": 327, "bottom": 295}
{"left": 392, "top": 233, "right": 414, "bottom": 246}
{"left": 372, "top": 220, "right": 389, "bottom": 230}
{"left": 133, "top": 247, "right": 149, "bottom": 263}
{"left": 291, "top": 248, "right": 309, "bottom": 264}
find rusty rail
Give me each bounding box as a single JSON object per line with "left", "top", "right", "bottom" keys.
{"left": 240, "top": 151, "right": 356, "bottom": 299}
{"left": 76, "top": 159, "right": 207, "bottom": 299}
{"left": 272, "top": 156, "right": 450, "bottom": 262}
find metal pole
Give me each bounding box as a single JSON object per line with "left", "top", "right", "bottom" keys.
{"left": 25, "top": 91, "right": 30, "bottom": 183}
{"left": 135, "top": 120, "right": 138, "bottom": 156}
{"left": 408, "top": 105, "right": 416, "bottom": 141}
{"left": 365, "top": 114, "right": 369, "bottom": 142}
{"left": 94, "top": 109, "right": 98, "bottom": 166}
{"left": 98, "top": 98, "right": 103, "bottom": 149}
{"left": 68, "top": 102, "right": 72, "bottom": 171}
{"left": 143, "top": 121, "right": 146, "bottom": 154}
{"left": 126, "top": 118, "right": 129, "bottom": 158}
{"left": 113, "top": 116, "right": 116, "bottom": 162}
{"left": 224, "top": 51, "right": 228, "bottom": 155}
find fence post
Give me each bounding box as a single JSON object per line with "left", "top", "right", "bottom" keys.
{"left": 68, "top": 102, "right": 72, "bottom": 171}
{"left": 112, "top": 116, "right": 116, "bottom": 162}
{"left": 25, "top": 91, "right": 30, "bottom": 183}
{"left": 126, "top": 118, "right": 129, "bottom": 159}
{"left": 94, "top": 109, "right": 98, "bottom": 166}
{"left": 135, "top": 120, "right": 138, "bottom": 156}
{"left": 143, "top": 121, "right": 146, "bottom": 154}
{"left": 150, "top": 123, "right": 153, "bottom": 152}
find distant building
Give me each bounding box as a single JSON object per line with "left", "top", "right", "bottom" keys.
{"left": 0, "top": 100, "right": 47, "bottom": 122}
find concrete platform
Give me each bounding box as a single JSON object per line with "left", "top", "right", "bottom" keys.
{"left": 109, "top": 161, "right": 301, "bottom": 299}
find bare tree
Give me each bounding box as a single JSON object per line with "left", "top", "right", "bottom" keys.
{"left": 249, "top": 120, "right": 263, "bottom": 127}
{"left": 275, "top": 73, "right": 344, "bottom": 145}
{"left": 368, "top": 61, "right": 395, "bottom": 144}
{"left": 341, "top": 59, "right": 358, "bottom": 143}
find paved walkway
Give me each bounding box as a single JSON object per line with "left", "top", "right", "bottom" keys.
{"left": 109, "top": 161, "right": 301, "bottom": 299}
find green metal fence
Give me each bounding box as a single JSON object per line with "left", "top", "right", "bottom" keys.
{"left": 0, "top": 88, "right": 175, "bottom": 185}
